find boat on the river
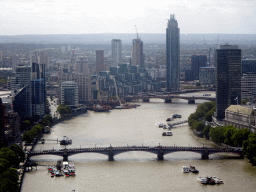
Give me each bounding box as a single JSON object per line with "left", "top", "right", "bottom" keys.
{"left": 60, "top": 136, "right": 72, "bottom": 145}
{"left": 93, "top": 104, "right": 111, "bottom": 112}
{"left": 68, "top": 162, "right": 76, "bottom": 176}
{"left": 157, "top": 123, "right": 164, "bottom": 128}
{"left": 173, "top": 114, "right": 181, "bottom": 118}
{"left": 182, "top": 166, "right": 190, "bottom": 173}
{"left": 197, "top": 176, "right": 223, "bottom": 185}
{"left": 189, "top": 166, "right": 199, "bottom": 173}
{"left": 166, "top": 131, "right": 173, "bottom": 136}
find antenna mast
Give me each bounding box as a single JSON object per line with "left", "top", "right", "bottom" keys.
{"left": 135, "top": 25, "right": 139, "bottom": 38}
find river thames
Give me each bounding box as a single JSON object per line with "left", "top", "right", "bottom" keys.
{"left": 21, "top": 92, "right": 256, "bottom": 192}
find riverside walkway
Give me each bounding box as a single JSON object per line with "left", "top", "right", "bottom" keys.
{"left": 27, "top": 145, "right": 243, "bottom": 161}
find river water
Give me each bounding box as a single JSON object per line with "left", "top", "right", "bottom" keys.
{"left": 21, "top": 92, "right": 256, "bottom": 192}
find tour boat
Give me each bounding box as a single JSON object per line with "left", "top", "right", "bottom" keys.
{"left": 182, "top": 166, "right": 190, "bottom": 173}
{"left": 60, "top": 136, "right": 72, "bottom": 145}
{"left": 166, "top": 131, "right": 173, "bottom": 136}
{"left": 93, "top": 104, "right": 110, "bottom": 112}
{"left": 189, "top": 166, "right": 199, "bottom": 173}
{"left": 197, "top": 176, "right": 223, "bottom": 185}
{"left": 157, "top": 123, "right": 164, "bottom": 128}
{"left": 68, "top": 162, "right": 76, "bottom": 176}
{"left": 166, "top": 118, "right": 172, "bottom": 121}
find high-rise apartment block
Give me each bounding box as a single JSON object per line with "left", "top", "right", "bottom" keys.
{"left": 61, "top": 81, "right": 79, "bottom": 107}
{"left": 75, "top": 57, "right": 88, "bottom": 74}
{"left": 111, "top": 39, "right": 122, "bottom": 67}
{"left": 215, "top": 44, "right": 241, "bottom": 120}
{"left": 191, "top": 55, "right": 207, "bottom": 80}
{"left": 131, "top": 38, "right": 144, "bottom": 68}
{"left": 241, "top": 72, "right": 256, "bottom": 102}
{"left": 166, "top": 14, "right": 180, "bottom": 92}
{"left": 96, "top": 50, "right": 104, "bottom": 74}
{"left": 60, "top": 73, "right": 92, "bottom": 103}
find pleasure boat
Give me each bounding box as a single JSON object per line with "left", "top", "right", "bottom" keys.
{"left": 189, "top": 166, "right": 199, "bottom": 173}
{"left": 182, "top": 166, "right": 190, "bottom": 173}
{"left": 68, "top": 162, "right": 76, "bottom": 176}
{"left": 197, "top": 176, "right": 223, "bottom": 185}
{"left": 166, "top": 118, "right": 172, "bottom": 121}
{"left": 166, "top": 131, "right": 173, "bottom": 136}
{"left": 212, "top": 177, "right": 224, "bottom": 184}
{"left": 157, "top": 123, "right": 164, "bottom": 128}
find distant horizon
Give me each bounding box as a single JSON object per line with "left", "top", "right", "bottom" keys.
{"left": 1, "top": 33, "right": 256, "bottom": 45}
{"left": 1, "top": 33, "right": 256, "bottom": 36}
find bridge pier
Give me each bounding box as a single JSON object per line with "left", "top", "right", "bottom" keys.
{"left": 63, "top": 152, "right": 68, "bottom": 161}
{"left": 165, "top": 98, "right": 172, "bottom": 103}
{"left": 108, "top": 147, "right": 114, "bottom": 161}
{"left": 188, "top": 99, "right": 195, "bottom": 104}
{"left": 142, "top": 98, "right": 150, "bottom": 102}
{"left": 157, "top": 148, "right": 164, "bottom": 160}
{"left": 201, "top": 149, "right": 209, "bottom": 159}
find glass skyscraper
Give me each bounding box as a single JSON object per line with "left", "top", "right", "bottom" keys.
{"left": 166, "top": 14, "right": 180, "bottom": 92}
{"left": 215, "top": 44, "right": 241, "bottom": 120}
{"left": 111, "top": 39, "right": 122, "bottom": 67}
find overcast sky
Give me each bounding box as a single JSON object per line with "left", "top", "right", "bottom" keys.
{"left": 0, "top": 0, "right": 256, "bottom": 35}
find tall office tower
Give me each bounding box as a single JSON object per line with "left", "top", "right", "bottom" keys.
{"left": 96, "top": 50, "right": 104, "bottom": 74}
{"left": 215, "top": 44, "right": 241, "bottom": 120}
{"left": 191, "top": 55, "right": 207, "bottom": 80}
{"left": 131, "top": 38, "right": 144, "bottom": 68}
{"left": 111, "top": 39, "right": 122, "bottom": 67}
{"left": 166, "top": 14, "right": 180, "bottom": 92}
{"left": 14, "top": 66, "right": 32, "bottom": 118}
{"left": 75, "top": 57, "right": 89, "bottom": 74}
{"left": 61, "top": 81, "right": 79, "bottom": 107}
{"left": 31, "top": 63, "right": 46, "bottom": 117}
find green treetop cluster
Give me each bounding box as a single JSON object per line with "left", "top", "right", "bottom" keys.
{"left": 188, "top": 101, "right": 256, "bottom": 165}
{"left": 0, "top": 145, "right": 25, "bottom": 192}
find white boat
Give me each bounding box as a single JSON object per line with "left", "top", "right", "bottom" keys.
{"left": 182, "top": 166, "right": 190, "bottom": 173}
{"left": 157, "top": 123, "right": 164, "bottom": 128}
{"left": 68, "top": 162, "right": 76, "bottom": 176}
{"left": 197, "top": 176, "right": 223, "bottom": 185}
{"left": 166, "top": 131, "right": 173, "bottom": 136}
{"left": 212, "top": 176, "right": 224, "bottom": 184}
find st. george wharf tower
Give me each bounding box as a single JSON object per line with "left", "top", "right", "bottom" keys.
{"left": 166, "top": 14, "right": 180, "bottom": 92}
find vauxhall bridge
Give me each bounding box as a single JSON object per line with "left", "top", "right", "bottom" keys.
{"left": 27, "top": 145, "right": 243, "bottom": 161}
{"left": 124, "top": 94, "right": 215, "bottom": 104}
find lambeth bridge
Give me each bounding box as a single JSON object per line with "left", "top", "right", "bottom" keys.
{"left": 124, "top": 94, "right": 215, "bottom": 104}
{"left": 27, "top": 145, "right": 243, "bottom": 161}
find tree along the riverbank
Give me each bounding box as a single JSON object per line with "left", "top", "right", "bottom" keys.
{"left": 188, "top": 101, "right": 215, "bottom": 138}
{"left": 0, "top": 145, "right": 25, "bottom": 192}
{"left": 188, "top": 101, "right": 256, "bottom": 165}
{"left": 21, "top": 115, "right": 53, "bottom": 144}
{"left": 57, "top": 104, "right": 72, "bottom": 118}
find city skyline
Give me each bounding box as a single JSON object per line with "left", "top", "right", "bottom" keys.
{"left": 0, "top": 0, "right": 256, "bottom": 36}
